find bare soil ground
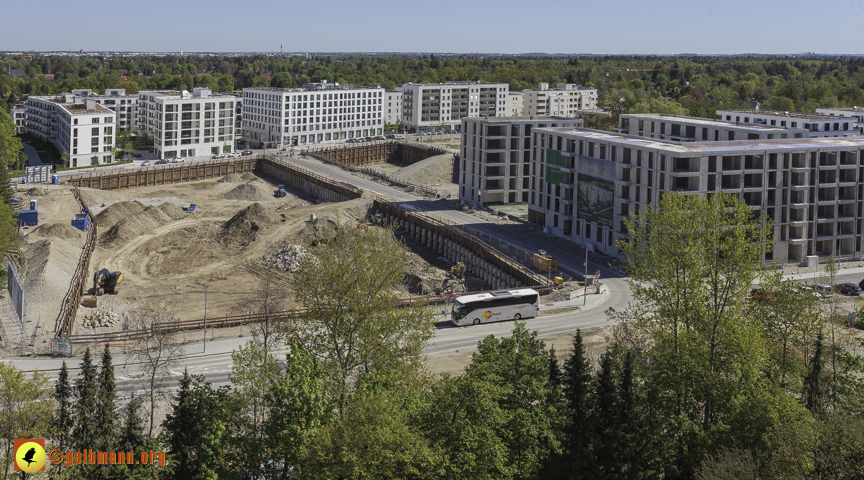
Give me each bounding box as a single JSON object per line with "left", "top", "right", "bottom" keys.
{"left": 19, "top": 173, "right": 489, "bottom": 345}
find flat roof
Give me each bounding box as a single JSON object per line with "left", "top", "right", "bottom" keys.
{"left": 621, "top": 113, "right": 804, "bottom": 132}
{"left": 139, "top": 90, "right": 235, "bottom": 99}
{"left": 718, "top": 109, "right": 841, "bottom": 120}
{"left": 464, "top": 115, "right": 577, "bottom": 123}
{"left": 60, "top": 103, "right": 114, "bottom": 115}
{"left": 539, "top": 127, "right": 864, "bottom": 154}
{"left": 818, "top": 107, "right": 864, "bottom": 113}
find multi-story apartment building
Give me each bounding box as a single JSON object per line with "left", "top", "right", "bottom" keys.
{"left": 24, "top": 94, "right": 117, "bottom": 167}
{"left": 70, "top": 89, "right": 139, "bottom": 131}
{"left": 11, "top": 106, "right": 26, "bottom": 133}
{"left": 136, "top": 87, "right": 236, "bottom": 159}
{"left": 716, "top": 109, "right": 861, "bottom": 138}
{"left": 401, "top": 82, "right": 508, "bottom": 132}
{"left": 242, "top": 81, "right": 384, "bottom": 147}
{"left": 528, "top": 128, "right": 864, "bottom": 263}
{"left": 816, "top": 107, "right": 864, "bottom": 134}
{"left": 522, "top": 83, "right": 598, "bottom": 117}
{"left": 459, "top": 116, "right": 582, "bottom": 207}
{"left": 385, "top": 90, "right": 403, "bottom": 127}
{"left": 619, "top": 113, "right": 809, "bottom": 141}
{"left": 508, "top": 92, "right": 524, "bottom": 116}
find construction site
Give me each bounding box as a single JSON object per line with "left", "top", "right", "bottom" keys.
{"left": 3, "top": 140, "right": 557, "bottom": 354}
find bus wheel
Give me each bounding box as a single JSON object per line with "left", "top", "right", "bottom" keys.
{"left": 473, "top": 319, "right": 480, "bottom": 325}
{"left": 514, "top": 313, "right": 521, "bottom": 320}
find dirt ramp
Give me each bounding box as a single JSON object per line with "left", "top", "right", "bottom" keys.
{"left": 28, "top": 223, "right": 85, "bottom": 240}
{"left": 219, "top": 203, "right": 283, "bottom": 247}
{"left": 95, "top": 200, "right": 147, "bottom": 230}
{"left": 101, "top": 203, "right": 186, "bottom": 246}
{"left": 220, "top": 181, "right": 276, "bottom": 201}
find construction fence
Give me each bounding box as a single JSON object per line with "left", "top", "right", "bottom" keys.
{"left": 69, "top": 157, "right": 257, "bottom": 190}
{"left": 55, "top": 187, "right": 97, "bottom": 337}
{"left": 306, "top": 141, "right": 447, "bottom": 166}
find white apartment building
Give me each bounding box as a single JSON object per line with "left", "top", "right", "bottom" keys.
{"left": 619, "top": 113, "right": 809, "bottom": 141}
{"left": 459, "top": 116, "right": 582, "bottom": 207}
{"left": 71, "top": 89, "right": 139, "bottom": 131}
{"left": 717, "top": 109, "right": 861, "bottom": 138}
{"left": 816, "top": 107, "right": 864, "bottom": 134}
{"left": 385, "top": 90, "right": 403, "bottom": 127}
{"left": 242, "top": 81, "right": 385, "bottom": 147}
{"left": 528, "top": 128, "right": 864, "bottom": 263}
{"left": 522, "top": 83, "right": 598, "bottom": 117}
{"left": 11, "top": 107, "right": 26, "bottom": 133}
{"left": 401, "top": 82, "right": 509, "bottom": 132}
{"left": 24, "top": 94, "right": 117, "bottom": 168}
{"left": 136, "top": 87, "right": 236, "bottom": 159}
{"left": 507, "top": 92, "right": 524, "bottom": 116}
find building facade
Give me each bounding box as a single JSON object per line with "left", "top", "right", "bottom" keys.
{"left": 401, "top": 82, "right": 509, "bottom": 131}
{"left": 24, "top": 94, "right": 117, "bottom": 168}
{"left": 507, "top": 92, "right": 524, "bottom": 116}
{"left": 136, "top": 87, "right": 236, "bottom": 159}
{"left": 242, "top": 81, "right": 384, "bottom": 147}
{"left": 619, "top": 113, "right": 809, "bottom": 141}
{"left": 522, "top": 83, "right": 598, "bottom": 117}
{"left": 70, "top": 89, "right": 139, "bottom": 131}
{"left": 11, "top": 106, "right": 26, "bottom": 133}
{"left": 528, "top": 128, "right": 864, "bottom": 263}
{"left": 816, "top": 107, "right": 864, "bottom": 134}
{"left": 385, "top": 90, "right": 403, "bottom": 127}
{"left": 459, "top": 116, "right": 582, "bottom": 207}
{"left": 717, "top": 109, "right": 861, "bottom": 138}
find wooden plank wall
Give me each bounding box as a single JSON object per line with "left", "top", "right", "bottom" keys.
{"left": 69, "top": 157, "right": 257, "bottom": 190}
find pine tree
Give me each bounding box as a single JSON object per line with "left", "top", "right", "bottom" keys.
{"left": 119, "top": 398, "right": 146, "bottom": 452}
{"left": 0, "top": 157, "right": 11, "bottom": 204}
{"left": 563, "top": 329, "right": 594, "bottom": 479}
{"left": 164, "top": 369, "right": 197, "bottom": 479}
{"left": 593, "top": 351, "right": 620, "bottom": 478}
{"left": 53, "top": 361, "right": 73, "bottom": 477}
{"left": 549, "top": 345, "right": 562, "bottom": 389}
{"left": 805, "top": 333, "right": 825, "bottom": 415}
{"left": 72, "top": 347, "right": 98, "bottom": 450}
{"left": 618, "top": 350, "right": 643, "bottom": 478}
{"left": 94, "top": 344, "right": 117, "bottom": 457}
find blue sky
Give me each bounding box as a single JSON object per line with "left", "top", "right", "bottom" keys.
{"left": 4, "top": 0, "right": 864, "bottom": 54}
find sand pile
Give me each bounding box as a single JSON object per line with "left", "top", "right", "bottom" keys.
{"left": 219, "top": 203, "right": 283, "bottom": 246}
{"left": 241, "top": 172, "right": 257, "bottom": 181}
{"left": 81, "top": 310, "right": 119, "bottom": 328}
{"left": 16, "top": 236, "right": 85, "bottom": 326}
{"left": 390, "top": 153, "right": 457, "bottom": 185}
{"left": 218, "top": 173, "right": 244, "bottom": 183}
{"left": 25, "top": 187, "right": 48, "bottom": 196}
{"left": 220, "top": 181, "right": 275, "bottom": 201}
{"left": 260, "top": 245, "right": 312, "bottom": 273}
{"left": 95, "top": 200, "right": 147, "bottom": 230}
{"left": 28, "top": 223, "right": 84, "bottom": 240}
{"left": 101, "top": 203, "right": 186, "bottom": 246}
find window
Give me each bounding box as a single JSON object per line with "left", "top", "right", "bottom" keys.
{"left": 93, "top": 118, "right": 99, "bottom": 124}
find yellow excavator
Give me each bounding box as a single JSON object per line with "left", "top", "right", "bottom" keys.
{"left": 93, "top": 269, "right": 123, "bottom": 296}
{"left": 450, "top": 262, "right": 466, "bottom": 279}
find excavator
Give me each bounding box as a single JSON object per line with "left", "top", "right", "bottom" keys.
{"left": 274, "top": 184, "right": 287, "bottom": 197}
{"left": 93, "top": 269, "right": 123, "bottom": 296}
{"left": 443, "top": 262, "right": 467, "bottom": 294}
{"left": 450, "top": 262, "right": 466, "bottom": 279}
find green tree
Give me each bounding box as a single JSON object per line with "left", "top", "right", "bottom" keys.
{"left": 0, "top": 362, "right": 54, "bottom": 480}
{"left": 93, "top": 344, "right": 117, "bottom": 480}
{"left": 264, "top": 345, "right": 332, "bottom": 479}
{"left": 72, "top": 348, "right": 98, "bottom": 451}
{"left": 61, "top": 150, "right": 69, "bottom": 168}
{"left": 91, "top": 154, "right": 99, "bottom": 166}
{"left": 286, "top": 226, "right": 435, "bottom": 406}
{"left": 805, "top": 334, "right": 826, "bottom": 415}
{"left": 562, "top": 330, "right": 594, "bottom": 478}
{"left": 0, "top": 110, "right": 22, "bottom": 171}
{"left": 53, "top": 361, "right": 73, "bottom": 478}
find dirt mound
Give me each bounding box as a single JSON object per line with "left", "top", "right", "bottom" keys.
{"left": 16, "top": 236, "right": 84, "bottom": 330}
{"left": 218, "top": 173, "right": 244, "bottom": 183}
{"left": 390, "top": 153, "right": 457, "bottom": 185}
{"left": 81, "top": 310, "right": 119, "bottom": 328}
{"left": 101, "top": 203, "right": 186, "bottom": 246}
{"left": 29, "top": 223, "right": 84, "bottom": 240}
{"left": 95, "top": 200, "right": 147, "bottom": 231}
{"left": 219, "top": 203, "right": 283, "bottom": 246}
{"left": 260, "top": 245, "right": 312, "bottom": 272}
{"left": 220, "top": 182, "right": 275, "bottom": 201}
{"left": 241, "top": 172, "right": 257, "bottom": 181}
{"left": 25, "top": 187, "right": 48, "bottom": 196}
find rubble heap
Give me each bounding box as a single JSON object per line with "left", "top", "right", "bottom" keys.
{"left": 259, "top": 245, "right": 312, "bottom": 273}
{"left": 81, "top": 310, "right": 119, "bottom": 328}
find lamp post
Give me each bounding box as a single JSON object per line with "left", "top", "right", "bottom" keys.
{"left": 584, "top": 242, "right": 593, "bottom": 306}
{"left": 203, "top": 285, "right": 208, "bottom": 353}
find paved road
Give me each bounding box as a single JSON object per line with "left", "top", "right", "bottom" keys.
{"left": 20, "top": 142, "right": 44, "bottom": 167}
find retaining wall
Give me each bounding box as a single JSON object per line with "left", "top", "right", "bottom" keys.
{"left": 56, "top": 187, "right": 97, "bottom": 337}
{"left": 69, "top": 157, "right": 257, "bottom": 189}
{"left": 257, "top": 158, "right": 362, "bottom": 201}
{"left": 309, "top": 141, "right": 447, "bottom": 166}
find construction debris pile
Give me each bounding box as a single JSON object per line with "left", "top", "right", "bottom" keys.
{"left": 81, "top": 310, "right": 119, "bottom": 328}
{"left": 259, "top": 245, "right": 312, "bottom": 273}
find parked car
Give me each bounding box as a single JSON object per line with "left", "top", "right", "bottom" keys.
{"left": 749, "top": 288, "right": 777, "bottom": 302}
{"left": 394, "top": 134, "right": 405, "bottom": 139}
{"left": 793, "top": 283, "right": 821, "bottom": 299}
{"left": 858, "top": 278, "right": 864, "bottom": 290}
{"left": 156, "top": 159, "right": 169, "bottom": 165}
{"left": 372, "top": 135, "right": 385, "bottom": 140}
{"left": 171, "top": 159, "right": 184, "bottom": 163}
{"left": 242, "top": 150, "right": 253, "bottom": 155}
{"left": 141, "top": 161, "right": 151, "bottom": 166}
{"left": 837, "top": 283, "right": 863, "bottom": 296}
{"left": 812, "top": 284, "right": 833, "bottom": 298}
{"left": 364, "top": 136, "right": 373, "bottom": 142}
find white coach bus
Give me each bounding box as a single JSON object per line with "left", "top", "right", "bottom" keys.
{"left": 451, "top": 289, "right": 540, "bottom": 326}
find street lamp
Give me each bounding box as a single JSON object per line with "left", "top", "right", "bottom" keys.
{"left": 203, "top": 285, "right": 208, "bottom": 353}
{"left": 584, "top": 242, "right": 593, "bottom": 306}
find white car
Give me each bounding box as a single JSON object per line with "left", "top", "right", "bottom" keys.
{"left": 141, "top": 161, "right": 151, "bottom": 166}
{"left": 811, "top": 284, "right": 833, "bottom": 298}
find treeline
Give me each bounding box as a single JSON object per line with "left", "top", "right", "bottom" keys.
{"left": 3, "top": 194, "right": 864, "bottom": 479}
{"left": 4, "top": 54, "right": 864, "bottom": 119}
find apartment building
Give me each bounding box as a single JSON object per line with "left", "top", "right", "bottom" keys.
{"left": 522, "top": 83, "right": 598, "bottom": 117}
{"left": 242, "top": 81, "right": 384, "bottom": 147}
{"left": 11, "top": 107, "right": 26, "bottom": 133}
{"left": 816, "top": 107, "right": 864, "bottom": 134}
{"left": 136, "top": 87, "right": 236, "bottom": 159}
{"left": 459, "top": 116, "right": 582, "bottom": 207}
{"left": 24, "top": 94, "right": 117, "bottom": 167}
{"left": 508, "top": 92, "right": 524, "bottom": 116}
{"left": 528, "top": 128, "right": 864, "bottom": 263}
{"left": 717, "top": 109, "right": 861, "bottom": 137}
{"left": 385, "top": 90, "right": 403, "bottom": 127}
{"left": 401, "top": 82, "right": 508, "bottom": 132}
{"left": 70, "top": 89, "right": 138, "bottom": 131}
{"left": 619, "top": 113, "right": 809, "bottom": 141}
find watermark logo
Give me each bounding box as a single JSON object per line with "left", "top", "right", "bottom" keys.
{"left": 14, "top": 439, "right": 46, "bottom": 472}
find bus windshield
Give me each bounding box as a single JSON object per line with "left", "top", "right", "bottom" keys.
{"left": 452, "top": 301, "right": 466, "bottom": 319}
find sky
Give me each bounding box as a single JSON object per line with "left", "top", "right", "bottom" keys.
{"left": 4, "top": 0, "right": 864, "bottom": 54}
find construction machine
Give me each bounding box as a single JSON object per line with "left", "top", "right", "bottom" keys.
{"left": 93, "top": 269, "right": 123, "bottom": 296}
{"left": 450, "top": 262, "right": 467, "bottom": 279}
{"left": 274, "top": 185, "right": 287, "bottom": 197}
